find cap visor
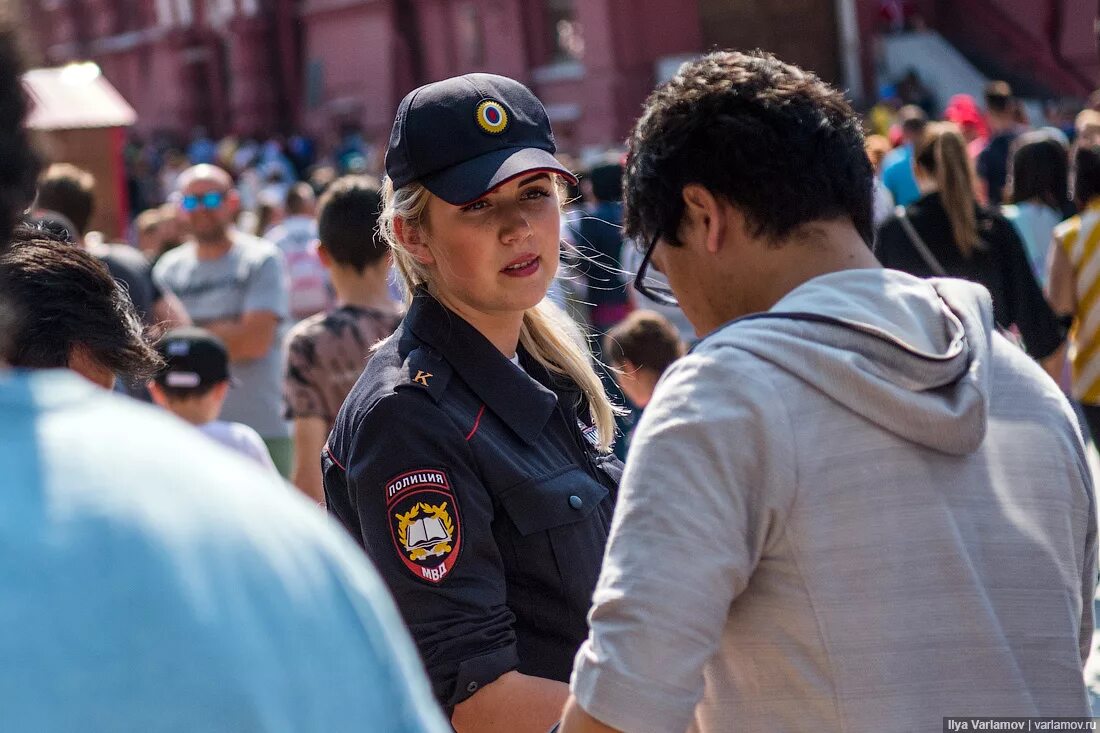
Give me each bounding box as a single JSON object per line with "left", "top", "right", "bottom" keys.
{"left": 421, "top": 147, "right": 577, "bottom": 206}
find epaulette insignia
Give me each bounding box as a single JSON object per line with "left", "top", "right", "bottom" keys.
{"left": 397, "top": 347, "right": 451, "bottom": 402}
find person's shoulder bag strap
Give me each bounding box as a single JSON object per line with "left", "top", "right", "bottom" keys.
{"left": 895, "top": 206, "right": 947, "bottom": 277}
{"left": 895, "top": 207, "right": 1028, "bottom": 347}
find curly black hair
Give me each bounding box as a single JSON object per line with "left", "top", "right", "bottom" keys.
{"left": 622, "top": 50, "right": 874, "bottom": 247}
{"left": 0, "top": 226, "right": 164, "bottom": 380}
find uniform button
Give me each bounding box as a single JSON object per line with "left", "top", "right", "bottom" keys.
{"left": 466, "top": 681, "right": 478, "bottom": 693}
{"left": 568, "top": 495, "right": 583, "bottom": 510}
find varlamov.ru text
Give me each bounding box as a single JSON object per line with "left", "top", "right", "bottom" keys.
{"left": 945, "top": 720, "right": 1097, "bottom": 731}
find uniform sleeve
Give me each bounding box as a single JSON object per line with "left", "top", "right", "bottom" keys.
{"left": 570, "top": 351, "right": 797, "bottom": 733}
{"left": 328, "top": 392, "right": 519, "bottom": 709}
{"left": 283, "top": 327, "right": 325, "bottom": 420}
{"left": 243, "top": 250, "right": 290, "bottom": 321}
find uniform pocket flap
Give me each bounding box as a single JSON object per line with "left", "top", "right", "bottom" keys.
{"left": 497, "top": 466, "right": 609, "bottom": 536}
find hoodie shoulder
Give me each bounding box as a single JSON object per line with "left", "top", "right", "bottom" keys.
{"left": 666, "top": 340, "right": 790, "bottom": 420}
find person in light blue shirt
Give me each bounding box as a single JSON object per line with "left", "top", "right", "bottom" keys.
{"left": 880, "top": 105, "right": 927, "bottom": 208}
{"left": 0, "top": 367, "right": 449, "bottom": 733}
{"left": 1001, "top": 131, "right": 1074, "bottom": 286}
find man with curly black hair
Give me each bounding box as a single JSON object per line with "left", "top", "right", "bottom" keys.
{"left": 562, "top": 51, "right": 1094, "bottom": 733}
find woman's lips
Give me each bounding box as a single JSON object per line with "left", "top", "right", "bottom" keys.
{"left": 500, "top": 255, "right": 540, "bottom": 278}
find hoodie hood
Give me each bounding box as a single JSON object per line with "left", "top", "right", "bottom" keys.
{"left": 702, "top": 268, "right": 995, "bottom": 455}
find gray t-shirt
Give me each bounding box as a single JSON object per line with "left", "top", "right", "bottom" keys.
{"left": 154, "top": 232, "right": 290, "bottom": 439}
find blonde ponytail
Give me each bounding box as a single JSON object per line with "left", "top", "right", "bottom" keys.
{"left": 915, "top": 122, "right": 981, "bottom": 257}
{"left": 519, "top": 300, "right": 620, "bottom": 451}
{"left": 377, "top": 179, "right": 621, "bottom": 452}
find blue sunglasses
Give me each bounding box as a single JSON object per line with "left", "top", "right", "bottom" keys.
{"left": 181, "top": 191, "right": 225, "bottom": 212}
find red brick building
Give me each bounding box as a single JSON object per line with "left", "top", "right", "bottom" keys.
{"left": 23, "top": 0, "right": 1100, "bottom": 154}
{"left": 27, "top": 0, "right": 841, "bottom": 152}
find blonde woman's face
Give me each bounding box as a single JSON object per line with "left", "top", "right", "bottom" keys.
{"left": 418, "top": 173, "right": 561, "bottom": 316}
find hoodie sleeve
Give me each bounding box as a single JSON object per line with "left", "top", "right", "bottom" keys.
{"left": 1079, "top": 489, "right": 1097, "bottom": 668}
{"left": 1075, "top": 427, "right": 1098, "bottom": 667}
{"left": 570, "top": 349, "right": 797, "bottom": 733}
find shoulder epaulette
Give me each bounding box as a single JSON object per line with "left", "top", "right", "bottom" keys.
{"left": 395, "top": 346, "right": 452, "bottom": 403}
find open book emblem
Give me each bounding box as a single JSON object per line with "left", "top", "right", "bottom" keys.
{"left": 385, "top": 469, "right": 462, "bottom": 584}
{"left": 396, "top": 502, "right": 454, "bottom": 560}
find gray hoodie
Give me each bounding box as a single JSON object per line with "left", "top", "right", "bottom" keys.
{"left": 572, "top": 268, "right": 1097, "bottom": 733}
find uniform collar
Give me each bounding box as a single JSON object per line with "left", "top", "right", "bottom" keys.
{"left": 405, "top": 290, "right": 559, "bottom": 445}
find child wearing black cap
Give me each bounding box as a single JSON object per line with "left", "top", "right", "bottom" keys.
{"left": 323, "top": 73, "right": 622, "bottom": 729}
{"left": 149, "top": 327, "right": 278, "bottom": 473}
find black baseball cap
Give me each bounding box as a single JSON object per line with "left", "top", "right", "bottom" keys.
{"left": 385, "top": 73, "right": 577, "bottom": 205}
{"left": 154, "top": 327, "right": 232, "bottom": 390}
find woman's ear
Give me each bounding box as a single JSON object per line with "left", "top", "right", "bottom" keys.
{"left": 394, "top": 217, "right": 435, "bottom": 266}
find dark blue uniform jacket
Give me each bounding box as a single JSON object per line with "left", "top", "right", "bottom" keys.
{"left": 323, "top": 290, "right": 621, "bottom": 710}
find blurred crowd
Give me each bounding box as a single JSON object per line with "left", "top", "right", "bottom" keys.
{"left": 864, "top": 80, "right": 1100, "bottom": 430}
{"left": 22, "top": 75, "right": 1100, "bottom": 501}
{"left": 4, "top": 12, "right": 1100, "bottom": 722}
{"left": 21, "top": 123, "right": 692, "bottom": 501}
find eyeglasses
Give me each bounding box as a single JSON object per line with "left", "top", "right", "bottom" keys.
{"left": 180, "top": 191, "right": 225, "bottom": 212}
{"left": 632, "top": 231, "right": 679, "bottom": 307}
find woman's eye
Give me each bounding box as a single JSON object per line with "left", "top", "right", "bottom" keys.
{"left": 521, "top": 187, "right": 551, "bottom": 200}
{"left": 460, "top": 200, "right": 489, "bottom": 212}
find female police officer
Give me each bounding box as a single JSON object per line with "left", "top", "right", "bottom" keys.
{"left": 322, "top": 74, "right": 622, "bottom": 732}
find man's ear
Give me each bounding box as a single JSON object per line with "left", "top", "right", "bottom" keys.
{"left": 618, "top": 358, "right": 640, "bottom": 376}
{"left": 147, "top": 380, "right": 167, "bottom": 408}
{"left": 212, "top": 380, "right": 230, "bottom": 402}
{"left": 225, "top": 189, "right": 242, "bottom": 218}
{"left": 315, "top": 240, "right": 332, "bottom": 268}
{"left": 681, "top": 184, "right": 726, "bottom": 254}
{"left": 394, "top": 217, "right": 435, "bottom": 266}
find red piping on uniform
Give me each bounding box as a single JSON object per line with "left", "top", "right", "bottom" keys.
{"left": 324, "top": 443, "right": 346, "bottom": 472}
{"left": 465, "top": 405, "right": 486, "bottom": 441}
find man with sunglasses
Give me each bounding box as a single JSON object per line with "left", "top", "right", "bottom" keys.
{"left": 154, "top": 164, "right": 293, "bottom": 475}
{"left": 561, "top": 51, "right": 1095, "bottom": 733}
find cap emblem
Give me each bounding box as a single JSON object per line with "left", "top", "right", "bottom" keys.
{"left": 476, "top": 100, "right": 509, "bottom": 135}
{"left": 165, "top": 371, "right": 201, "bottom": 388}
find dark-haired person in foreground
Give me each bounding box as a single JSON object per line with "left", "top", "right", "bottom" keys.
{"left": 562, "top": 50, "right": 1095, "bottom": 733}
{"left": 0, "top": 31, "right": 447, "bottom": 732}
{"left": 0, "top": 227, "right": 163, "bottom": 387}
{"left": 283, "top": 175, "right": 402, "bottom": 502}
